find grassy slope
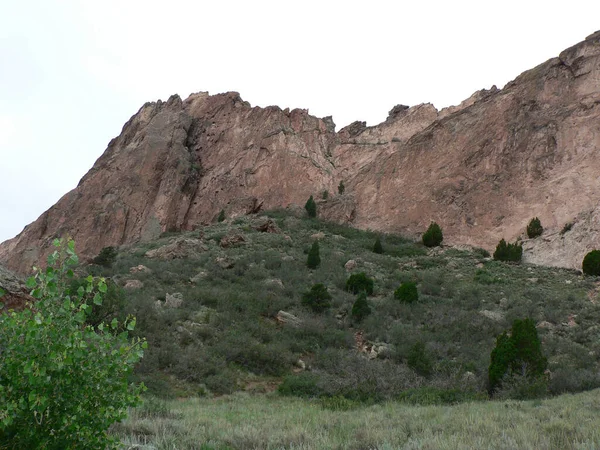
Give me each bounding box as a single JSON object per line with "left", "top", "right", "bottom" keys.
{"left": 113, "top": 389, "right": 600, "bottom": 449}
{"left": 93, "top": 208, "right": 600, "bottom": 400}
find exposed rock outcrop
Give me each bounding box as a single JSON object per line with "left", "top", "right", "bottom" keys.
{"left": 0, "top": 265, "right": 33, "bottom": 311}
{"left": 1, "top": 32, "right": 600, "bottom": 273}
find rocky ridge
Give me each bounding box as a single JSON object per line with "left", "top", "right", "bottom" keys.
{"left": 1, "top": 32, "right": 600, "bottom": 273}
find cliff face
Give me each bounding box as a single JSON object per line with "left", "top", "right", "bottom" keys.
{"left": 1, "top": 32, "right": 600, "bottom": 274}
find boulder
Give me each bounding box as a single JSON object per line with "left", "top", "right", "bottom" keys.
{"left": 145, "top": 238, "right": 207, "bottom": 260}
{"left": 165, "top": 292, "right": 184, "bottom": 308}
{"left": 124, "top": 279, "right": 144, "bottom": 290}
{"left": 276, "top": 310, "right": 302, "bottom": 327}
{"left": 220, "top": 234, "right": 246, "bottom": 248}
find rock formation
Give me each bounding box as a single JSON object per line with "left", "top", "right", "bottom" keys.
{"left": 1, "top": 32, "right": 599, "bottom": 273}
{"left": 0, "top": 264, "right": 33, "bottom": 311}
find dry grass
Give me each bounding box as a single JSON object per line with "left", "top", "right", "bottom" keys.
{"left": 114, "top": 389, "right": 600, "bottom": 449}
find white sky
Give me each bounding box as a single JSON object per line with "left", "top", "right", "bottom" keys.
{"left": 1, "top": 0, "right": 599, "bottom": 244}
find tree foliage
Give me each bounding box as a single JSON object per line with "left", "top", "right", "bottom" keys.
{"left": 92, "top": 246, "right": 118, "bottom": 268}
{"left": 394, "top": 282, "right": 418, "bottom": 303}
{"left": 488, "top": 318, "right": 547, "bottom": 396}
{"left": 345, "top": 272, "right": 374, "bottom": 295}
{"left": 304, "top": 195, "right": 317, "bottom": 218}
{"left": 351, "top": 291, "right": 371, "bottom": 322}
{"left": 0, "top": 239, "right": 146, "bottom": 449}
{"left": 526, "top": 217, "right": 543, "bottom": 239}
{"left": 338, "top": 180, "right": 345, "bottom": 195}
{"left": 217, "top": 209, "right": 226, "bottom": 222}
{"left": 493, "top": 239, "right": 523, "bottom": 262}
{"left": 307, "top": 241, "right": 321, "bottom": 269}
{"left": 301, "top": 283, "right": 332, "bottom": 313}
{"left": 582, "top": 250, "right": 600, "bottom": 276}
{"left": 373, "top": 236, "right": 383, "bottom": 254}
{"left": 422, "top": 222, "right": 443, "bottom": 248}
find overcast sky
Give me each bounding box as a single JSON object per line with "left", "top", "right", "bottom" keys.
{"left": 1, "top": 0, "right": 599, "bottom": 244}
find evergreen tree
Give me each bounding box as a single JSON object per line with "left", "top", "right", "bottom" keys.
{"left": 422, "top": 222, "right": 443, "bottom": 247}
{"left": 345, "top": 272, "right": 374, "bottom": 295}
{"left": 338, "top": 180, "right": 345, "bottom": 195}
{"left": 217, "top": 209, "right": 226, "bottom": 222}
{"left": 488, "top": 318, "right": 547, "bottom": 395}
{"left": 582, "top": 250, "right": 600, "bottom": 276}
{"left": 373, "top": 236, "right": 383, "bottom": 254}
{"left": 307, "top": 241, "right": 321, "bottom": 269}
{"left": 526, "top": 217, "right": 543, "bottom": 238}
{"left": 394, "top": 281, "right": 418, "bottom": 303}
{"left": 351, "top": 291, "right": 371, "bottom": 322}
{"left": 302, "top": 283, "right": 332, "bottom": 313}
{"left": 305, "top": 195, "right": 317, "bottom": 218}
{"left": 493, "top": 239, "right": 523, "bottom": 262}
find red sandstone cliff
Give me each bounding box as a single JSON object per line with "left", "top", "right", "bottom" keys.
{"left": 1, "top": 32, "right": 599, "bottom": 273}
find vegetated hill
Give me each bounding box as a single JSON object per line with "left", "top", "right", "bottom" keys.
{"left": 82, "top": 210, "right": 600, "bottom": 402}
{"left": 2, "top": 32, "right": 600, "bottom": 273}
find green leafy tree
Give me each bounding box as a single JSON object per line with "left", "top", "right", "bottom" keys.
{"left": 302, "top": 283, "right": 332, "bottom": 313}
{"left": 373, "top": 236, "right": 383, "bottom": 254}
{"left": 217, "top": 209, "right": 226, "bottom": 222}
{"left": 338, "top": 180, "right": 345, "bottom": 195}
{"left": 422, "top": 222, "right": 443, "bottom": 248}
{"left": 92, "top": 246, "right": 118, "bottom": 268}
{"left": 493, "top": 239, "right": 523, "bottom": 262}
{"left": 304, "top": 195, "right": 317, "bottom": 218}
{"left": 307, "top": 241, "right": 321, "bottom": 269}
{"left": 345, "top": 272, "right": 374, "bottom": 295}
{"left": 488, "top": 318, "right": 547, "bottom": 395}
{"left": 394, "top": 281, "right": 418, "bottom": 303}
{"left": 351, "top": 291, "right": 371, "bottom": 322}
{"left": 582, "top": 250, "right": 600, "bottom": 276}
{"left": 0, "top": 239, "right": 146, "bottom": 449}
{"left": 526, "top": 217, "right": 543, "bottom": 238}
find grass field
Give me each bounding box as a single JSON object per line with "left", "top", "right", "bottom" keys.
{"left": 113, "top": 389, "right": 600, "bottom": 449}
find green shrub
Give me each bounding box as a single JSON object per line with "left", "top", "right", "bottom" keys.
{"left": 493, "top": 239, "right": 523, "bottom": 262}
{"left": 582, "top": 250, "right": 600, "bottom": 276}
{"left": 346, "top": 272, "right": 374, "bottom": 295}
{"left": 92, "top": 246, "right": 118, "bottom": 268}
{"left": 304, "top": 195, "right": 317, "bottom": 218}
{"left": 351, "top": 292, "right": 371, "bottom": 322}
{"left": 322, "top": 190, "right": 329, "bottom": 200}
{"left": 561, "top": 222, "right": 573, "bottom": 234}
{"left": 394, "top": 281, "right": 418, "bottom": 303}
{"left": 302, "top": 283, "right": 332, "bottom": 313}
{"left": 0, "top": 239, "right": 145, "bottom": 449}
{"left": 422, "top": 222, "right": 443, "bottom": 247}
{"left": 278, "top": 373, "right": 321, "bottom": 397}
{"left": 373, "top": 236, "right": 383, "bottom": 254}
{"left": 338, "top": 180, "right": 345, "bottom": 195}
{"left": 217, "top": 209, "right": 225, "bottom": 222}
{"left": 398, "top": 387, "right": 484, "bottom": 405}
{"left": 526, "top": 217, "right": 543, "bottom": 238}
{"left": 407, "top": 341, "right": 432, "bottom": 377}
{"left": 307, "top": 241, "right": 321, "bottom": 269}
{"left": 488, "top": 318, "right": 547, "bottom": 396}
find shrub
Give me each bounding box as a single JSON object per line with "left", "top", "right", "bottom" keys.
{"left": 217, "top": 209, "right": 225, "bottom": 222}
{"left": 338, "top": 180, "right": 345, "bottom": 195}
{"left": 406, "top": 341, "right": 433, "bottom": 377}
{"left": 351, "top": 292, "right": 371, "bottom": 322}
{"left": 561, "top": 222, "right": 573, "bottom": 234}
{"left": 373, "top": 236, "right": 383, "bottom": 254}
{"left": 488, "top": 318, "right": 547, "bottom": 396}
{"left": 582, "top": 250, "right": 600, "bottom": 276}
{"left": 307, "top": 241, "right": 321, "bottom": 269}
{"left": 322, "top": 190, "right": 329, "bottom": 200}
{"left": 394, "top": 281, "right": 418, "bottom": 303}
{"left": 346, "top": 272, "right": 374, "bottom": 295}
{"left": 278, "top": 373, "right": 321, "bottom": 398}
{"left": 92, "top": 246, "right": 118, "bottom": 268}
{"left": 0, "top": 239, "right": 145, "bottom": 449}
{"left": 493, "top": 239, "right": 523, "bottom": 262}
{"left": 422, "top": 222, "right": 443, "bottom": 248}
{"left": 526, "top": 217, "right": 543, "bottom": 238}
{"left": 304, "top": 195, "right": 317, "bottom": 218}
{"left": 302, "top": 283, "right": 332, "bottom": 313}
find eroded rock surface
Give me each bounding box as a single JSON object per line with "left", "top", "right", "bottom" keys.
{"left": 1, "top": 33, "right": 600, "bottom": 272}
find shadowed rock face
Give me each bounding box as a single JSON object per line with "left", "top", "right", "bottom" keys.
{"left": 0, "top": 265, "right": 32, "bottom": 311}
{"left": 1, "top": 32, "right": 600, "bottom": 273}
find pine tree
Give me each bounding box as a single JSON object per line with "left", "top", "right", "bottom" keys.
{"left": 373, "top": 236, "right": 383, "bottom": 254}
{"left": 422, "top": 222, "right": 443, "bottom": 247}
{"left": 338, "top": 180, "right": 345, "bottom": 195}
{"left": 582, "top": 250, "right": 600, "bottom": 276}
{"left": 526, "top": 217, "right": 543, "bottom": 238}
{"left": 351, "top": 291, "right": 371, "bottom": 322}
{"left": 217, "top": 209, "right": 226, "bottom": 222}
{"left": 307, "top": 241, "right": 321, "bottom": 269}
{"left": 305, "top": 195, "right": 317, "bottom": 218}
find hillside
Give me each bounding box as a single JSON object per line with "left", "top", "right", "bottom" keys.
{"left": 72, "top": 209, "right": 600, "bottom": 402}
{"left": 2, "top": 32, "right": 600, "bottom": 273}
